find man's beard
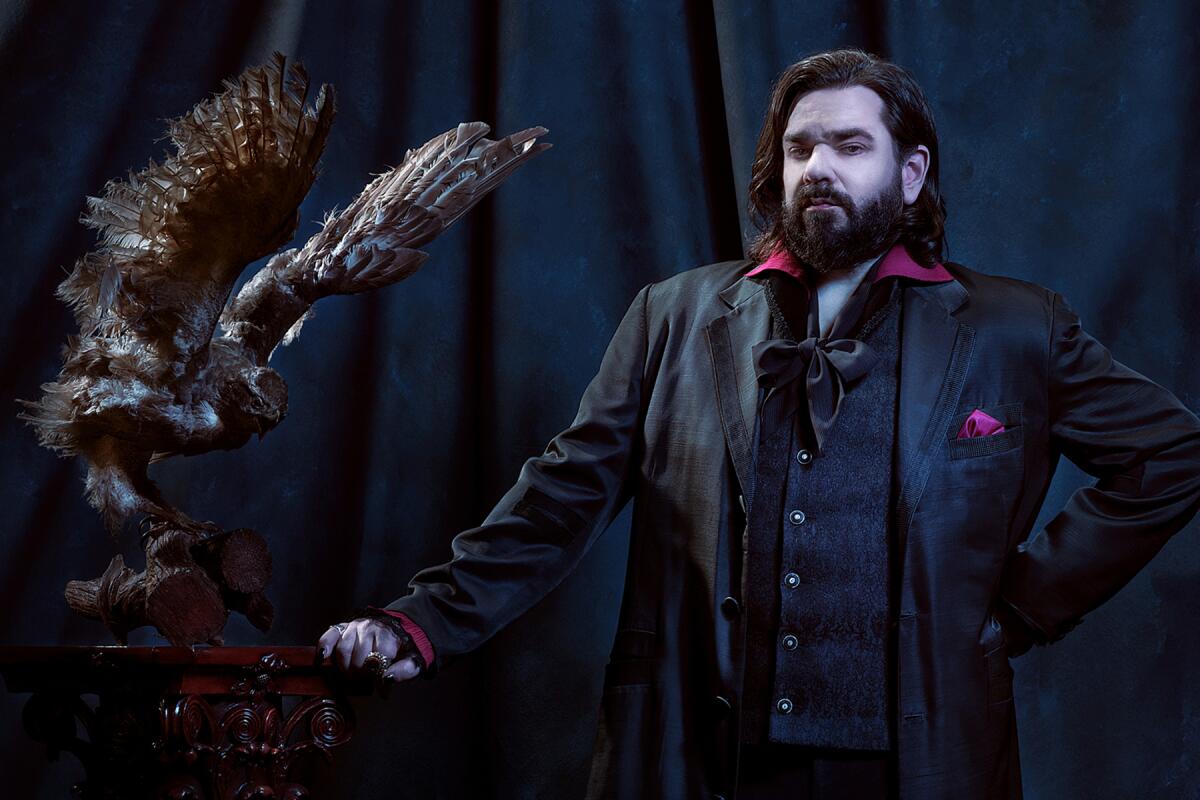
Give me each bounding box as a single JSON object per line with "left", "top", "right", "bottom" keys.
{"left": 781, "top": 170, "right": 905, "bottom": 275}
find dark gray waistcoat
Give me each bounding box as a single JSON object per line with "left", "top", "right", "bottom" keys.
{"left": 741, "top": 285, "right": 902, "bottom": 751}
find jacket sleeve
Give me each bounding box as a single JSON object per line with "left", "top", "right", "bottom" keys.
{"left": 383, "top": 283, "right": 653, "bottom": 675}
{"left": 999, "top": 290, "right": 1200, "bottom": 643}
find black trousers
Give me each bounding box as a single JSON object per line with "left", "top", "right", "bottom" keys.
{"left": 736, "top": 742, "right": 896, "bottom": 799}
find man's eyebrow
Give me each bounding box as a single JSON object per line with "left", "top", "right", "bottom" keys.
{"left": 783, "top": 127, "right": 877, "bottom": 144}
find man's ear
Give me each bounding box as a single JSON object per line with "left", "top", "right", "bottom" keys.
{"left": 902, "top": 145, "right": 930, "bottom": 205}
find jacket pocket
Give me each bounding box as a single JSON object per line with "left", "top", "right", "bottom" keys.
{"left": 604, "top": 628, "right": 656, "bottom": 689}
{"left": 947, "top": 402, "right": 1024, "bottom": 460}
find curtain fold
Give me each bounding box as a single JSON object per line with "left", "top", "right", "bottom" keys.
{"left": 1, "top": 2, "right": 1196, "bottom": 797}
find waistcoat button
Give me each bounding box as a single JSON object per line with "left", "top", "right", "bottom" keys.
{"left": 783, "top": 572, "right": 801, "bottom": 588}
{"left": 788, "top": 509, "right": 806, "bottom": 525}
{"left": 796, "top": 449, "right": 813, "bottom": 465}
{"left": 713, "top": 695, "right": 733, "bottom": 716}
{"left": 781, "top": 633, "right": 798, "bottom": 650}
{"left": 776, "top": 697, "right": 794, "bottom": 714}
{"left": 720, "top": 596, "right": 741, "bottom": 618}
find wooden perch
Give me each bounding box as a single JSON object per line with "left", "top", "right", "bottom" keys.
{"left": 65, "top": 526, "right": 273, "bottom": 646}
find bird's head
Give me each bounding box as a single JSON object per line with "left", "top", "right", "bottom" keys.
{"left": 243, "top": 366, "right": 289, "bottom": 437}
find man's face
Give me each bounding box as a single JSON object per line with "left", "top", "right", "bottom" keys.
{"left": 779, "top": 85, "right": 927, "bottom": 274}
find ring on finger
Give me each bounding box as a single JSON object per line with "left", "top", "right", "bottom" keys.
{"left": 329, "top": 623, "right": 347, "bottom": 634}
{"left": 363, "top": 651, "right": 391, "bottom": 675}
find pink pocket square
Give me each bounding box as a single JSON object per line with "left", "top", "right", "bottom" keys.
{"left": 957, "top": 409, "right": 1005, "bottom": 438}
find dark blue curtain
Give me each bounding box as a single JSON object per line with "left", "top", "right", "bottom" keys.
{"left": 2, "top": 1, "right": 1197, "bottom": 797}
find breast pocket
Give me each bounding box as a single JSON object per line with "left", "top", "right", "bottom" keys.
{"left": 947, "top": 401, "right": 1024, "bottom": 460}
{"left": 603, "top": 628, "right": 657, "bottom": 690}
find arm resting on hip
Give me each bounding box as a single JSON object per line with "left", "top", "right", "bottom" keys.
{"left": 1000, "top": 291, "right": 1200, "bottom": 643}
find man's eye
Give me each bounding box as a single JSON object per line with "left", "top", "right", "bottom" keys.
{"left": 842, "top": 144, "right": 865, "bottom": 154}
{"left": 788, "top": 147, "right": 809, "bottom": 157}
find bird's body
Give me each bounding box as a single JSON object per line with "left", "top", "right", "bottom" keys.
{"left": 21, "top": 52, "right": 549, "bottom": 539}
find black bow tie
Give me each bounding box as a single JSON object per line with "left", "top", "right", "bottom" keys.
{"left": 752, "top": 334, "right": 880, "bottom": 455}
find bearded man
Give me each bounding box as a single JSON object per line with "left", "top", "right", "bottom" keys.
{"left": 319, "top": 49, "right": 1200, "bottom": 799}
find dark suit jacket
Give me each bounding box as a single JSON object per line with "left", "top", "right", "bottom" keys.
{"left": 386, "top": 258, "right": 1200, "bottom": 799}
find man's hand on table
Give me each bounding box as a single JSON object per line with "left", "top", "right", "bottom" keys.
{"left": 317, "top": 617, "right": 424, "bottom": 682}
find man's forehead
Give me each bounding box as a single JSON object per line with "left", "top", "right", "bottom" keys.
{"left": 783, "top": 85, "right": 888, "bottom": 139}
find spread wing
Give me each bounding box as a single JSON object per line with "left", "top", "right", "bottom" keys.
{"left": 55, "top": 52, "right": 335, "bottom": 383}
{"left": 20, "top": 53, "right": 334, "bottom": 464}
{"left": 301, "top": 121, "right": 550, "bottom": 268}
{"left": 220, "top": 122, "right": 551, "bottom": 364}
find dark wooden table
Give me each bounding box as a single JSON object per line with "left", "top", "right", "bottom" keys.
{"left": 0, "top": 645, "right": 375, "bottom": 799}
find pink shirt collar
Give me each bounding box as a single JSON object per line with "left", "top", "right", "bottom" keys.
{"left": 745, "top": 242, "right": 953, "bottom": 284}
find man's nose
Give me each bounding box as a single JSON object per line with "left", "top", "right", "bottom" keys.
{"left": 802, "top": 143, "right": 836, "bottom": 185}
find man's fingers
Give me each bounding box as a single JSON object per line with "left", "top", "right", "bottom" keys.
{"left": 336, "top": 626, "right": 359, "bottom": 672}
{"left": 373, "top": 626, "right": 401, "bottom": 661}
{"left": 351, "top": 625, "right": 376, "bottom": 670}
{"left": 317, "top": 624, "right": 347, "bottom": 660}
{"left": 319, "top": 619, "right": 403, "bottom": 674}
{"left": 382, "top": 657, "right": 421, "bottom": 682}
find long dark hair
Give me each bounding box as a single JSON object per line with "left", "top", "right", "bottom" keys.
{"left": 746, "top": 49, "right": 948, "bottom": 266}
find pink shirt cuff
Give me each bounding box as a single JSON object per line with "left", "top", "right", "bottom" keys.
{"left": 369, "top": 606, "right": 436, "bottom": 667}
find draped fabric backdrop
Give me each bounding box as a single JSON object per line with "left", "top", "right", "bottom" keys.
{"left": 2, "top": 1, "right": 1197, "bottom": 797}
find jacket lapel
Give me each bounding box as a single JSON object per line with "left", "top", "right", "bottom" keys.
{"left": 704, "top": 274, "right": 770, "bottom": 509}
{"left": 894, "top": 279, "right": 975, "bottom": 567}
{"left": 704, "top": 269, "right": 975, "bottom": 557}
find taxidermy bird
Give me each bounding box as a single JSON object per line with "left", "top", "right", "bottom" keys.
{"left": 20, "top": 52, "right": 549, "bottom": 540}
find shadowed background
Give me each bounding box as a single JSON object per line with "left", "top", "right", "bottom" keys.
{"left": 1, "top": 1, "right": 1197, "bottom": 797}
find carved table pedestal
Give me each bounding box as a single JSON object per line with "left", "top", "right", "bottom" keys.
{"left": 0, "top": 645, "right": 371, "bottom": 799}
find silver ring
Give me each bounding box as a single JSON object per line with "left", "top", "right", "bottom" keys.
{"left": 330, "top": 623, "right": 348, "bottom": 634}
{"left": 363, "top": 651, "right": 391, "bottom": 675}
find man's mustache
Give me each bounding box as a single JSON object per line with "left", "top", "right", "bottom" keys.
{"left": 790, "top": 185, "right": 854, "bottom": 209}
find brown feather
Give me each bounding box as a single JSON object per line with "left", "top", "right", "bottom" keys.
{"left": 22, "top": 50, "right": 548, "bottom": 542}
{"left": 21, "top": 53, "right": 337, "bottom": 532}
